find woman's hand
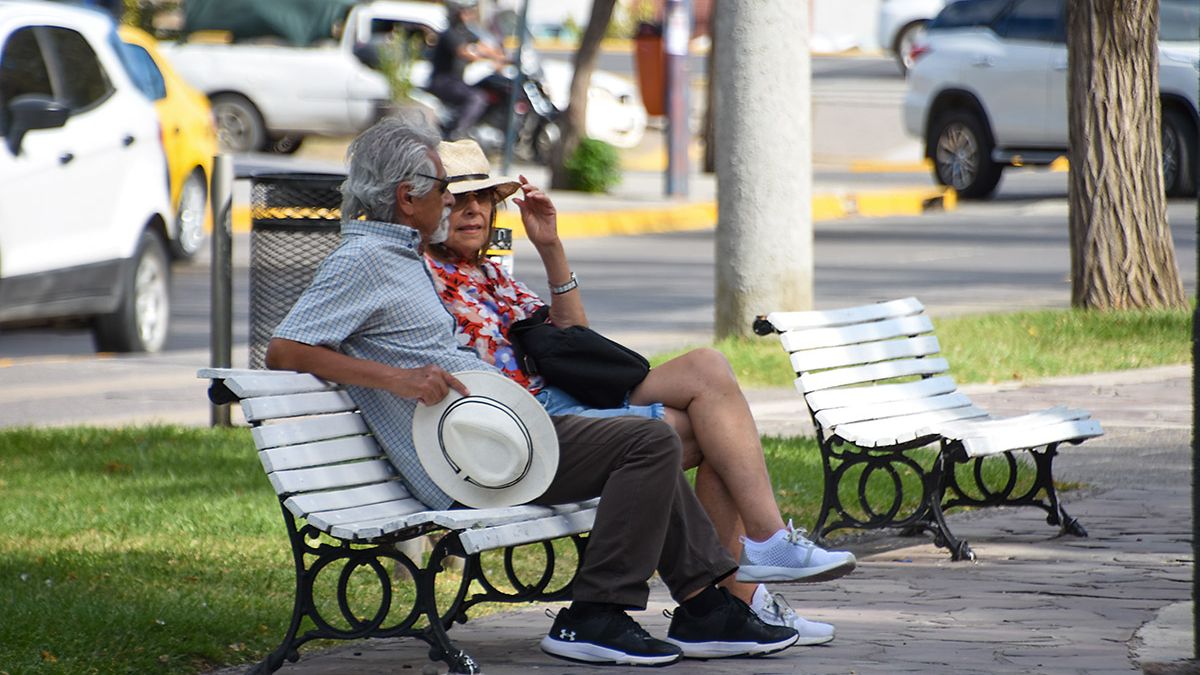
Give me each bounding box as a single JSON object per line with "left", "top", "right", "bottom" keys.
{"left": 514, "top": 175, "right": 559, "bottom": 249}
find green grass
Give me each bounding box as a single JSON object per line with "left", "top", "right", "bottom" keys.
{"left": 652, "top": 306, "right": 1192, "bottom": 389}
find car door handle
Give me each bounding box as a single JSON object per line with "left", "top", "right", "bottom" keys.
{"left": 971, "top": 56, "right": 994, "bottom": 67}
{"left": 59, "top": 152, "right": 74, "bottom": 165}
{"left": 122, "top": 134, "right": 135, "bottom": 147}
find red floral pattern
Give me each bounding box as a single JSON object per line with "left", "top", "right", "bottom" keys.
{"left": 426, "top": 254, "right": 546, "bottom": 392}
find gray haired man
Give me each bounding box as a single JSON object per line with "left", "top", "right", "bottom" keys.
{"left": 266, "top": 118, "right": 799, "bottom": 665}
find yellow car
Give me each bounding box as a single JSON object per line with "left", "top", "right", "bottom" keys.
{"left": 118, "top": 25, "right": 217, "bottom": 260}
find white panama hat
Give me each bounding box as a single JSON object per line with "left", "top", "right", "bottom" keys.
{"left": 413, "top": 371, "right": 559, "bottom": 508}
{"left": 437, "top": 139, "right": 521, "bottom": 200}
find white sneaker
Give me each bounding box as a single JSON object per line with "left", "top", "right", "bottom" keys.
{"left": 736, "top": 520, "right": 856, "bottom": 583}
{"left": 751, "top": 585, "right": 835, "bottom": 646}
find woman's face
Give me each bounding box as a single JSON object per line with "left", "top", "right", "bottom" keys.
{"left": 445, "top": 188, "right": 495, "bottom": 260}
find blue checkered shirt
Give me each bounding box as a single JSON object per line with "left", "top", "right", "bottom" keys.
{"left": 272, "top": 219, "right": 493, "bottom": 509}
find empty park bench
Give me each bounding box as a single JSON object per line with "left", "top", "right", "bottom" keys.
{"left": 199, "top": 368, "right": 598, "bottom": 675}
{"left": 752, "top": 297, "right": 1104, "bottom": 561}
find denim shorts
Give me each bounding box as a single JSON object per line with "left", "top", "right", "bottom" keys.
{"left": 534, "top": 385, "right": 665, "bottom": 421}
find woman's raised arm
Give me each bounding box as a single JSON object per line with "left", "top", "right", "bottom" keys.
{"left": 514, "top": 175, "right": 588, "bottom": 328}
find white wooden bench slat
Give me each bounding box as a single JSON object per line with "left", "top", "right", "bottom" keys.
{"left": 779, "top": 314, "right": 934, "bottom": 353}
{"left": 252, "top": 412, "right": 370, "bottom": 450}
{"left": 199, "top": 368, "right": 335, "bottom": 397}
{"left": 833, "top": 405, "right": 989, "bottom": 447}
{"left": 459, "top": 508, "right": 598, "bottom": 555}
{"left": 790, "top": 335, "right": 941, "bottom": 373}
{"left": 934, "top": 407, "right": 1085, "bottom": 437}
{"left": 798, "top": 357, "right": 950, "bottom": 393}
{"left": 805, "top": 376, "right": 959, "bottom": 411}
{"left": 815, "top": 392, "right": 975, "bottom": 428}
{"left": 259, "top": 435, "right": 383, "bottom": 472}
{"left": 958, "top": 419, "right": 1105, "bottom": 458}
{"left": 307, "top": 498, "right": 432, "bottom": 533}
{"left": 242, "top": 390, "right": 359, "bottom": 422}
{"left": 765, "top": 297, "right": 924, "bottom": 331}
{"left": 269, "top": 459, "right": 396, "bottom": 495}
{"left": 329, "top": 499, "right": 603, "bottom": 544}
{"left": 284, "top": 481, "right": 414, "bottom": 516}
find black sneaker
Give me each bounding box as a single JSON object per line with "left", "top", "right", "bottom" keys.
{"left": 665, "top": 588, "right": 799, "bottom": 659}
{"left": 540, "top": 605, "right": 683, "bottom": 666}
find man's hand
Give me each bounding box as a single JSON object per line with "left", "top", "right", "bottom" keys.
{"left": 514, "top": 175, "right": 559, "bottom": 249}
{"left": 387, "top": 365, "right": 471, "bottom": 406}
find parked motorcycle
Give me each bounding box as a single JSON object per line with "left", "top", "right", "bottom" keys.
{"left": 425, "top": 61, "right": 560, "bottom": 163}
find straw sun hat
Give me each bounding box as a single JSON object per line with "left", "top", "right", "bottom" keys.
{"left": 412, "top": 371, "right": 559, "bottom": 508}
{"left": 437, "top": 139, "right": 521, "bottom": 200}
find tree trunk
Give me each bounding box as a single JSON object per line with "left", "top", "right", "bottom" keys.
{"left": 714, "top": 0, "right": 811, "bottom": 338}
{"left": 549, "top": 0, "right": 618, "bottom": 189}
{"left": 1066, "top": 0, "right": 1186, "bottom": 310}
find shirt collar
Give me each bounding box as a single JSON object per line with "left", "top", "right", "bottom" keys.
{"left": 341, "top": 219, "right": 423, "bottom": 251}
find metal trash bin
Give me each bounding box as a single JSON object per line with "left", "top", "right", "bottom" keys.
{"left": 248, "top": 172, "right": 345, "bottom": 369}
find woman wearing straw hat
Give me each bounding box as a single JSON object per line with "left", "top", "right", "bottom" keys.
{"left": 426, "top": 139, "right": 853, "bottom": 645}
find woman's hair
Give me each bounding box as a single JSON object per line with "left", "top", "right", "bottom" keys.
{"left": 428, "top": 188, "right": 500, "bottom": 264}
{"left": 341, "top": 116, "right": 440, "bottom": 223}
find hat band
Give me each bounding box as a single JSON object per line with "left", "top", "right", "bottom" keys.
{"left": 437, "top": 397, "right": 533, "bottom": 490}
{"left": 447, "top": 173, "right": 490, "bottom": 184}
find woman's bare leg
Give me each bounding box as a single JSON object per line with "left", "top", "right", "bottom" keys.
{"left": 631, "top": 348, "right": 786, "bottom": 542}
{"left": 663, "top": 406, "right": 760, "bottom": 605}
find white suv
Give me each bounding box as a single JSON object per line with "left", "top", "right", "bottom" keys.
{"left": 0, "top": 1, "right": 174, "bottom": 352}
{"left": 904, "top": 0, "right": 1199, "bottom": 199}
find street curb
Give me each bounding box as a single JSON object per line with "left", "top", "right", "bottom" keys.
{"left": 228, "top": 186, "right": 955, "bottom": 238}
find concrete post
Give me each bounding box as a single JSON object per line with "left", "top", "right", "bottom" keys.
{"left": 714, "top": 0, "right": 812, "bottom": 339}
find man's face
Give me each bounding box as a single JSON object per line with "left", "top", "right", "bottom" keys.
{"left": 399, "top": 151, "right": 455, "bottom": 240}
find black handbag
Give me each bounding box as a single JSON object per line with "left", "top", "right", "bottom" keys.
{"left": 509, "top": 306, "right": 650, "bottom": 409}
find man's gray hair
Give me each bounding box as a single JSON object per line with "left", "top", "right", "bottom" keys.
{"left": 341, "top": 116, "right": 441, "bottom": 223}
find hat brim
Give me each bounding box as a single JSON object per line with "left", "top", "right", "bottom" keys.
{"left": 413, "top": 370, "right": 558, "bottom": 509}
{"left": 448, "top": 176, "right": 521, "bottom": 201}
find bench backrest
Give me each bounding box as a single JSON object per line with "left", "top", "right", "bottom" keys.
{"left": 763, "top": 298, "right": 985, "bottom": 445}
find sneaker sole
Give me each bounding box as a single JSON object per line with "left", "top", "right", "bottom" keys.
{"left": 735, "top": 558, "right": 856, "bottom": 584}
{"left": 539, "top": 636, "right": 682, "bottom": 666}
{"left": 664, "top": 633, "right": 799, "bottom": 659}
{"left": 795, "top": 632, "right": 835, "bottom": 646}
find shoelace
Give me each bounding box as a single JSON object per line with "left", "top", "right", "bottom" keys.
{"left": 765, "top": 592, "right": 799, "bottom": 624}
{"left": 783, "top": 519, "right": 816, "bottom": 549}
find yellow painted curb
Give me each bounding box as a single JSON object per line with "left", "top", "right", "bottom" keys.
{"left": 850, "top": 159, "right": 932, "bottom": 174}
{"left": 230, "top": 187, "right": 953, "bottom": 239}
{"left": 1050, "top": 156, "right": 1070, "bottom": 172}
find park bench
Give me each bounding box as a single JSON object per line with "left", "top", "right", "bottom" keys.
{"left": 752, "top": 297, "right": 1104, "bottom": 561}
{"left": 199, "top": 367, "right": 597, "bottom": 675}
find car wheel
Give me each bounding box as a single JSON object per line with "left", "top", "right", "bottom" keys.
{"left": 930, "top": 110, "right": 1003, "bottom": 199}
{"left": 894, "top": 20, "right": 929, "bottom": 76}
{"left": 269, "top": 135, "right": 305, "bottom": 155}
{"left": 211, "top": 93, "right": 266, "bottom": 153}
{"left": 170, "top": 170, "right": 207, "bottom": 261}
{"left": 93, "top": 230, "right": 171, "bottom": 353}
{"left": 533, "top": 120, "right": 560, "bottom": 163}
{"left": 1161, "top": 108, "right": 1197, "bottom": 198}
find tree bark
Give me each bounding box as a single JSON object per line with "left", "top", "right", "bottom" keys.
{"left": 714, "top": 0, "right": 811, "bottom": 338}
{"left": 1066, "top": 0, "right": 1186, "bottom": 309}
{"left": 549, "top": 0, "right": 618, "bottom": 189}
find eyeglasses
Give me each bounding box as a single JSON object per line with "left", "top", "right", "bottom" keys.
{"left": 415, "top": 173, "right": 451, "bottom": 195}
{"left": 453, "top": 188, "right": 496, "bottom": 208}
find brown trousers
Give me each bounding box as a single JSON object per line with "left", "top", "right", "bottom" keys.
{"left": 532, "top": 414, "right": 737, "bottom": 609}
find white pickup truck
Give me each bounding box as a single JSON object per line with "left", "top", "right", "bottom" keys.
{"left": 163, "top": 0, "right": 646, "bottom": 154}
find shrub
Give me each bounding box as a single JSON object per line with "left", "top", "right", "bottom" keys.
{"left": 564, "top": 138, "right": 621, "bottom": 193}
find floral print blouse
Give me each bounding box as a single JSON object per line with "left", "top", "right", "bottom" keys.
{"left": 426, "top": 254, "right": 547, "bottom": 393}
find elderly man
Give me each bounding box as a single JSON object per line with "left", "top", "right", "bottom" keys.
{"left": 264, "top": 118, "right": 799, "bottom": 666}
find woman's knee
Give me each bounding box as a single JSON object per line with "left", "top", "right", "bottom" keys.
{"left": 683, "top": 347, "right": 737, "bottom": 386}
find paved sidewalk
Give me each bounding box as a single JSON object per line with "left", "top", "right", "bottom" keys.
{"left": 207, "top": 366, "right": 1195, "bottom": 675}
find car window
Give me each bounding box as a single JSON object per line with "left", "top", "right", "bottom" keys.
{"left": 992, "top": 0, "right": 1066, "bottom": 43}
{"left": 42, "top": 27, "right": 113, "bottom": 112}
{"left": 117, "top": 41, "right": 166, "bottom": 101}
{"left": 0, "top": 26, "right": 54, "bottom": 133}
{"left": 1160, "top": 0, "right": 1200, "bottom": 42}
{"left": 929, "top": 0, "right": 1010, "bottom": 29}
